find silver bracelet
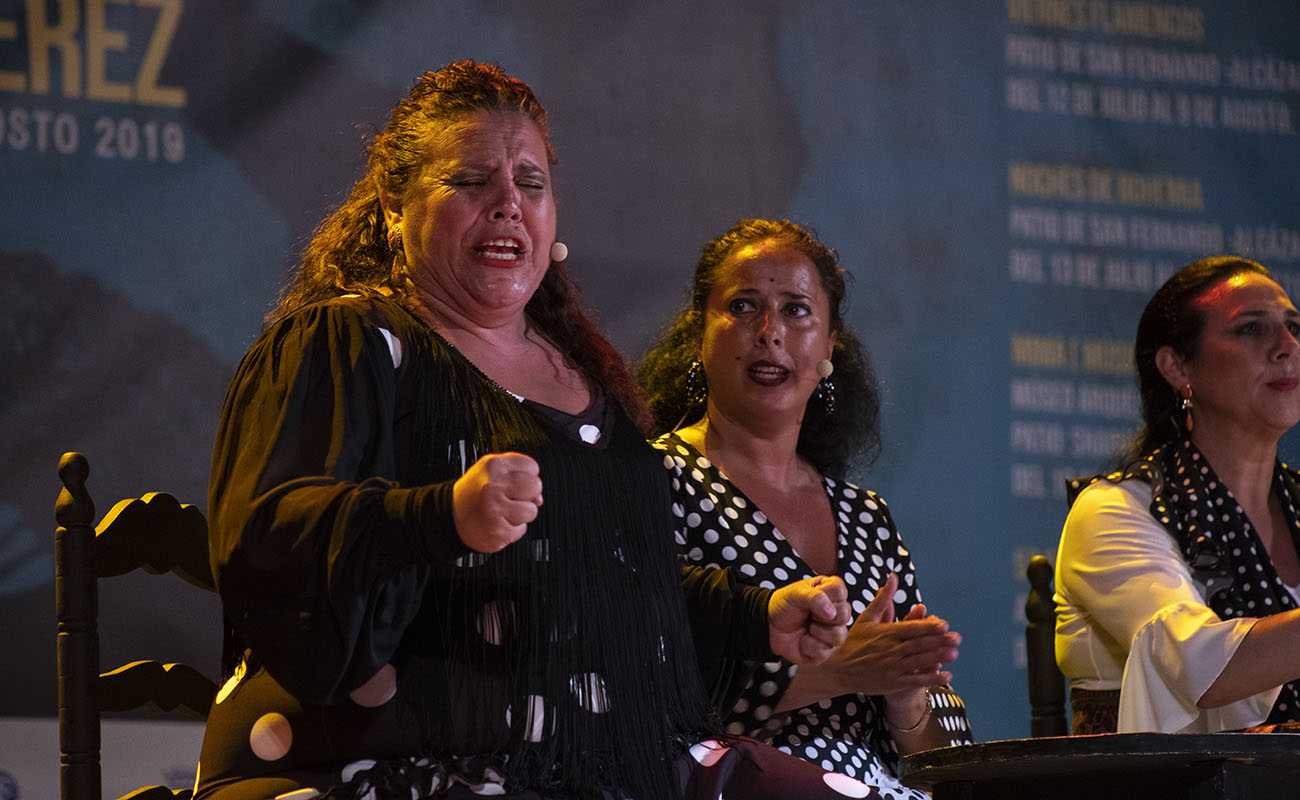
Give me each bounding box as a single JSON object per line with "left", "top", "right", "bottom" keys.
{"left": 886, "top": 688, "right": 932, "bottom": 733}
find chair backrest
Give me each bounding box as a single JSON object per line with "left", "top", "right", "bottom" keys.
{"left": 1024, "top": 553, "right": 1068, "bottom": 737}
{"left": 55, "top": 451, "right": 218, "bottom": 800}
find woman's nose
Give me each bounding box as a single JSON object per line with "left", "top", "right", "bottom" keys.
{"left": 757, "top": 313, "right": 782, "bottom": 346}
{"left": 489, "top": 182, "right": 522, "bottom": 221}
{"left": 1276, "top": 325, "right": 1299, "bottom": 359}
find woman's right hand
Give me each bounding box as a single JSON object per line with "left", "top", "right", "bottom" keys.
{"left": 452, "top": 452, "right": 544, "bottom": 553}
{"left": 777, "top": 573, "right": 961, "bottom": 709}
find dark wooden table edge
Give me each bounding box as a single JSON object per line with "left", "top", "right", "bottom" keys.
{"left": 899, "top": 732, "right": 1300, "bottom": 790}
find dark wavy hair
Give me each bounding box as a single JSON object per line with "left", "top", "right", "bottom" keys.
{"left": 1120, "top": 255, "right": 1272, "bottom": 464}
{"left": 637, "top": 218, "right": 881, "bottom": 477}
{"left": 268, "top": 60, "right": 647, "bottom": 427}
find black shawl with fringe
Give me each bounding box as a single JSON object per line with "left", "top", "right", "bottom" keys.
{"left": 209, "top": 296, "right": 769, "bottom": 799}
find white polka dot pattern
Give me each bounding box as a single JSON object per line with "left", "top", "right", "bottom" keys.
{"left": 249, "top": 712, "right": 293, "bottom": 761}
{"left": 339, "top": 759, "right": 376, "bottom": 784}
{"left": 477, "top": 601, "right": 507, "bottom": 646}
{"left": 823, "top": 771, "right": 875, "bottom": 798}
{"left": 1067, "top": 440, "right": 1300, "bottom": 724}
{"left": 348, "top": 663, "right": 397, "bottom": 708}
{"left": 569, "top": 672, "right": 610, "bottom": 713}
{"left": 689, "top": 739, "right": 731, "bottom": 767}
{"left": 505, "top": 694, "right": 549, "bottom": 742}
{"left": 654, "top": 434, "right": 971, "bottom": 798}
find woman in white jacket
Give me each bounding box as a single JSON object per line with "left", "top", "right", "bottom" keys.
{"left": 1056, "top": 256, "right": 1300, "bottom": 734}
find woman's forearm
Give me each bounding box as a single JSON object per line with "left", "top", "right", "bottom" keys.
{"left": 1199, "top": 608, "right": 1300, "bottom": 708}
{"left": 773, "top": 663, "right": 836, "bottom": 713}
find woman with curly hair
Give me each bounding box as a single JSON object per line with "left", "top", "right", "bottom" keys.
{"left": 195, "top": 66, "right": 870, "bottom": 800}
{"left": 640, "top": 219, "right": 971, "bottom": 800}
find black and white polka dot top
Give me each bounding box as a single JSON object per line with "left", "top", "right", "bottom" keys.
{"left": 654, "top": 433, "right": 971, "bottom": 797}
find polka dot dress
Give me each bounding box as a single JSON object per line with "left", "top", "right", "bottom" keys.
{"left": 655, "top": 434, "right": 972, "bottom": 800}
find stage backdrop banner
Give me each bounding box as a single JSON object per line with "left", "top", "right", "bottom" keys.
{"left": 3, "top": 2, "right": 1299, "bottom": 788}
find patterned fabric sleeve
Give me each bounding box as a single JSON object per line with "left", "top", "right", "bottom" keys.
{"left": 654, "top": 433, "right": 972, "bottom": 800}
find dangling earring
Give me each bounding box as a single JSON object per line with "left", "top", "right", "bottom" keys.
{"left": 550, "top": 241, "right": 569, "bottom": 263}
{"left": 813, "top": 358, "right": 836, "bottom": 415}
{"left": 1181, "top": 385, "right": 1194, "bottom": 433}
{"left": 387, "top": 227, "right": 402, "bottom": 252}
{"left": 815, "top": 376, "right": 837, "bottom": 415}
{"left": 683, "top": 360, "right": 707, "bottom": 406}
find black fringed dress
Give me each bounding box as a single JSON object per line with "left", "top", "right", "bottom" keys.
{"left": 193, "top": 296, "right": 881, "bottom": 800}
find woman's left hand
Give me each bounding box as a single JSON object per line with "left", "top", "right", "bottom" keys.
{"left": 768, "top": 576, "right": 852, "bottom": 664}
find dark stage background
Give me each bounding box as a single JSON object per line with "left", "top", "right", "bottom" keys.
{"left": 3, "top": 0, "right": 1299, "bottom": 777}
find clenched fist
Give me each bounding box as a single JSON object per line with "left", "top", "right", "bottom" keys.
{"left": 768, "top": 575, "right": 852, "bottom": 664}
{"left": 453, "top": 452, "right": 543, "bottom": 553}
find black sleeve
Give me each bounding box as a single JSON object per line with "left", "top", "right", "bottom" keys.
{"left": 679, "top": 562, "right": 773, "bottom": 708}
{"left": 208, "top": 300, "right": 470, "bottom": 704}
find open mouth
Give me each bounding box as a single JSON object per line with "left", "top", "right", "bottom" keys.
{"left": 474, "top": 238, "right": 525, "bottom": 262}
{"left": 748, "top": 363, "right": 790, "bottom": 386}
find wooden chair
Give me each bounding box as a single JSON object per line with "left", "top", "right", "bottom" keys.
{"left": 55, "top": 451, "right": 218, "bottom": 800}
{"left": 1024, "top": 554, "right": 1068, "bottom": 737}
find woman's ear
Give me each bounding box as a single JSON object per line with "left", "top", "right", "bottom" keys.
{"left": 379, "top": 186, "right": 402, "bottom": 232}
{"left": 1155, "top": 345, "right": 1188, "bottom": 390}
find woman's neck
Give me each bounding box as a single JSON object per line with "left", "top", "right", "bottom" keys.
{"left": 1190, "top": 423, "right": 1280, "bottom": 510}
{"left": 680, "top": 406, "right": 836, "bottom": 575}
{"left": 409, "top": 291, "right": 528, "bottom": 346}
{"left": 409, "top": 292, "right": 591, "bottom": 414}
{"left": 683, "top": 406, "right": 812, "bottom": 491}
{"left": 1189, "top": 421, "right": 1300, "bottom": 583}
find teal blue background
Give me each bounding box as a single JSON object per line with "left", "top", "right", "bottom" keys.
{"left": 3, "top": 0, "right": 1299, "bottom": 746}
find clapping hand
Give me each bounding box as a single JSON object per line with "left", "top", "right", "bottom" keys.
{"left": 811, "top": 572, "right": 960, "bottom": 697}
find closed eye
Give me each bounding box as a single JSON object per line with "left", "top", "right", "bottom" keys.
{"left": 516, "top": 167, "right": 548, "bottom": 191}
